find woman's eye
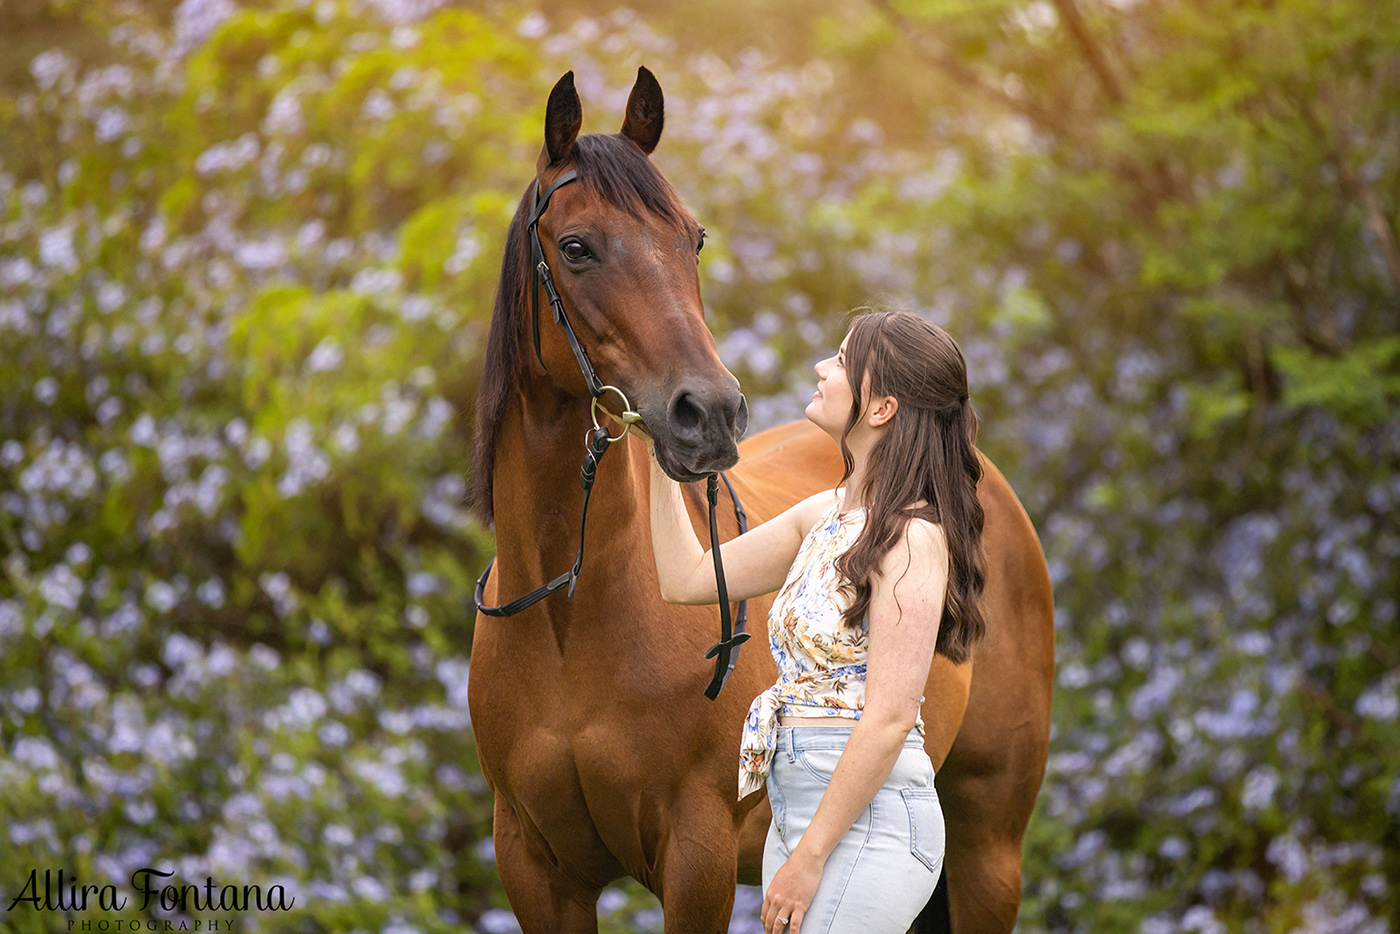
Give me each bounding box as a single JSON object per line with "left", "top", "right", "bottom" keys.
{"left": 562, "top": 241, "right": 590, "bottom": 262}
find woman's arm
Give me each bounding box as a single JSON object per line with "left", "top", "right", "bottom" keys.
{"left": 785, "top": 519, "right": 949, "bottom": 868}
{"left": 646, "top": 437, "right": 825, "bottom": 605}
{"left": 647, "top": 438, "right": 709, "bottom": 602}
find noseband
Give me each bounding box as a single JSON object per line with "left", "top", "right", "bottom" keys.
{"left": 471, "top": 170, "right": 751, "bottom": 701}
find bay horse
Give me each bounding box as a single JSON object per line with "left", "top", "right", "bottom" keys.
{"left": 466, "top": 66, "right": 1055, "bottom": 933}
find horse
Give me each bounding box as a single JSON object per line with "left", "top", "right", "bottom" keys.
{"left": 465, "top": 66, "right": 1055, "bottom": 933}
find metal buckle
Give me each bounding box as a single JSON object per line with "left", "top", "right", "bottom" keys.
{"left": 590, "top": 385, "right": 643, "bottom": 443}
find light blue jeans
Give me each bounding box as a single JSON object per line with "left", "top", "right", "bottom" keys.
{"left": 762, "top": 723, "right": 944, "bottom": 933}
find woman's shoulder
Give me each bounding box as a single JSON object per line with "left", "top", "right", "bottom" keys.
{"left": 802, "top": 490, "right": 842, "bottom": 534}
{"left": 869, "top": 514, "right": 948, "bottom": 594}
{"left": 884, "top": 500, "right": 947, "bottom": 555}
{"left": 904, "top": 515, "right": 946, "bottom": 544}
{"left": 899, "top": 515, "right": 949, "bottom": 573}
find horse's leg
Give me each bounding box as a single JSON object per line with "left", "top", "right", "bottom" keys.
{"left": 493, "top": 794, "right": 603, "bottom": 934}
{"left": 945, "top": 832, "right": 1023, "bottom": 932}
{"left": 735, "top": 796, "right": 773, "bottom": 885}
{"left": 939, "top": 777, "right": 1028, "bottom": 934}
{"left": 656, "top": 806, "right": 740, "bottom": 934}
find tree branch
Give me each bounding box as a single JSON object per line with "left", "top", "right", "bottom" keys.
{"left": 1338, "top": 160, "right": 1400, "bottom": 298}
{"left": 869, "top": 0, "right": 1073, "bottom": 141}
{"left": 1280, "top": 242, "right": 1345, "bottom": 358}
{"left": 1049, "top": 0, "right": 1127, "bottom": 105}
{"left": 1295, "top": 92, "right": 1400, "bottom": 298}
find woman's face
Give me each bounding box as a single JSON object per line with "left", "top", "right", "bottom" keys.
{"left": 806, "top": 331, "right": 859, "bottom": 437}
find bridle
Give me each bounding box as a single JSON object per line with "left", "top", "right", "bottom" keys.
{"left": 471, "top": 169, "right": 752, "bottom": 701}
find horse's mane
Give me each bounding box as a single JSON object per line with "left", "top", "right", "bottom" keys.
{"left": 467, "top": 132, "right": 693, "bottom": 529}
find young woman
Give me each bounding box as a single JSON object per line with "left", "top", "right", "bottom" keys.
{"left": 647, "top": 309, "right": 989, "bottom": 934}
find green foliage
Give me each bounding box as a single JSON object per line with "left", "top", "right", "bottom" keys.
{"left": 1273, "top": 337, "right": 1400, "bottom": 427}
{"left": 1, "top": 0, "right": 1397, "bottom": 932}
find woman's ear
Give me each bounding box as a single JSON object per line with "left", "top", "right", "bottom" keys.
{"left": 869, "top": 395, "right": 899, "bottom": 428}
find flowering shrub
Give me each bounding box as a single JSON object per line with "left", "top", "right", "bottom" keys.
{"left": 1, "top": 1, "right": 1396, "bottom": 932}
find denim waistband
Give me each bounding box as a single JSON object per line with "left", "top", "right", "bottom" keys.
{"left": 776, "top": 722, "right": 925, "bottom": 757}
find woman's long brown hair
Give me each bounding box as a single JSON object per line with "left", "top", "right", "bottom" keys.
{"left": 831, "top": 309, "right": 988, "bottom": 664}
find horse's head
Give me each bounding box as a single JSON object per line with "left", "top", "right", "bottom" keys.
{"left": 523, "top": 67, "right": 748, "bottom": 481}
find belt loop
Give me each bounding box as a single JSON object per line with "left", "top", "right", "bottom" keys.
{"left": 784, "top": 726, "right": 795, "bottom": 763}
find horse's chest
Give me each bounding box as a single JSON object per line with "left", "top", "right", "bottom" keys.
{"left": 468, "top": 623, "right": 622, "bottom": 782}
{"left": 473, "top": 694, "right": 642, "bottom": 807}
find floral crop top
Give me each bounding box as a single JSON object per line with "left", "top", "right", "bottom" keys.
{"left": 737, "top": 495, "right": 926, "bottom": 801}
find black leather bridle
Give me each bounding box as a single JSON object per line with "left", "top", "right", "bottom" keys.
{"left": 471, "top": 169, "right": 752, "bottom": 701}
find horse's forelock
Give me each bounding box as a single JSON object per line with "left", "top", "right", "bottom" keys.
{"left": 571, "top": 133, "right": 693, "bottom": 231}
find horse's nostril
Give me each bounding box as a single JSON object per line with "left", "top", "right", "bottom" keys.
{"left": 735, "top": 393, "right": 749, "bottom": 439}
{"left": 670, "top": 390, "right": 704, "bottom": 439}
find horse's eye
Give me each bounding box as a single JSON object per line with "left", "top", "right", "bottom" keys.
{"left": 697, "top": 227, "right": 706, "bottom": 255}
{"left": 561, "top": 240, "right": 590, "bottom": 262}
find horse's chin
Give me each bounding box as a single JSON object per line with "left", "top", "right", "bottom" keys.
{"left": 652, "top": 435, "right": 741, "bottom": 483}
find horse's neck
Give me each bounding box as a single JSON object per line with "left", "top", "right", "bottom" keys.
{"left": 490, "top": 387, "right": 646, "bottom": 601}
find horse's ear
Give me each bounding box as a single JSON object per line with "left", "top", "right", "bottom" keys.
{"left": 541, "top": 71, "right": 582, "bottom": 166}
{"left": 620, "top": 66, "right": 664, "bottom": 155}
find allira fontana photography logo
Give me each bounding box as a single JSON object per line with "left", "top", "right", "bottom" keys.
{"left": 6, "top": 867, "right": 295, "bottom": 928}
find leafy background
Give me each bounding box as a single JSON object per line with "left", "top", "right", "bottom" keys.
{"left": 0, "top": 0, "right": 1397, "bottom": 932}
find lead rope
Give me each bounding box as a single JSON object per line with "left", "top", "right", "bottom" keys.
{"left": 702, "top": 473, "right": 751, "bottom": 699}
